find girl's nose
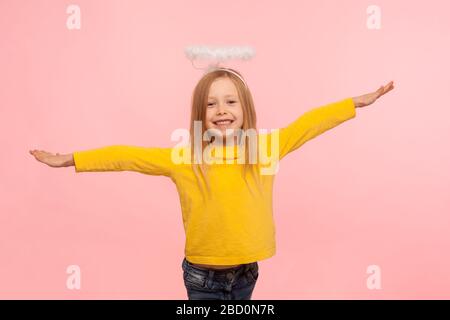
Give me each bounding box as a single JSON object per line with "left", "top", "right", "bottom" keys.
{"left": 217, "top": 104, "right": 227, "bottom": 114}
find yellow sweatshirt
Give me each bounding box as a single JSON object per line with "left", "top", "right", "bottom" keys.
{"left": 73, "top": 97, "right": 356, "bottom": 265}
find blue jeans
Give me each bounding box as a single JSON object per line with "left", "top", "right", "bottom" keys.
{"left": 182, "top": 257, "right": 259, "bottom": 300}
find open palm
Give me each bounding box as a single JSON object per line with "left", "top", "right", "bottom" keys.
{"left": 29, "top": 150, "right": 66, "bottom": 167}
{"left": 353, "top": 81, "right": 395, "bottom": 108}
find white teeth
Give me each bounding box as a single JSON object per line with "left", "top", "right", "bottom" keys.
{"left": 215, "top": 120, "right": 232, "bottom": 125}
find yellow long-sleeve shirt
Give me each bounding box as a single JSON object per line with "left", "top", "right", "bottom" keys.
{"left": 73, "top": 97, "right": 356, "bottom": 265}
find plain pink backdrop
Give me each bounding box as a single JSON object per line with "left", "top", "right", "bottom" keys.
{"left": 1, "top": 0, "right": 449, "bottom": 299}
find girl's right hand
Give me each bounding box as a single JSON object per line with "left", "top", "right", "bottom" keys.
{"left": 29, "top": 149, "right": 73, "bottom": 168}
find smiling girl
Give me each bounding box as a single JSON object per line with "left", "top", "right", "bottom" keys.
{"left": 30, "top": 68, "right": 394, "bottom": 300}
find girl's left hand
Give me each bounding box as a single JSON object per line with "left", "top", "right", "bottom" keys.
{"left": 352, "top": 81, "right": 395, "bottom": 108}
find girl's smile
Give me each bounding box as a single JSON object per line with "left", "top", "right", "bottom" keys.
{"left": 205, "top": 77, "right": 244, "bottom": 140}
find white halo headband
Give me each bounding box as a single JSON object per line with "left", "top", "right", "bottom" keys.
{"left": 184, "top": 45, "right": 256, "bottom": 88}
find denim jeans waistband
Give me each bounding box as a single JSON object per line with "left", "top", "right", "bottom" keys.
{"left": 182, "top": 257, "right": 258, "bottom": 277}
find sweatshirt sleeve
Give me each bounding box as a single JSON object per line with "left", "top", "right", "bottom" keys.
{"left": 72, "top": 145, "right": 175, "bottom": 177}
{"left": 278, "top": 97, "right": 356, "bottom": 160}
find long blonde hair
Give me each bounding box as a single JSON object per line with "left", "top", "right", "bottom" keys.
{"left": 189, "top": 68, "right": 263, "bottom": 200}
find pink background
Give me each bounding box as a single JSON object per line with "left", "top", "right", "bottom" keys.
{"left": 1, "top": 0, "right": 449, "bottom": 299}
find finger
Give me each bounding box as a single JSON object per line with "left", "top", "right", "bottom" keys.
{"left": 381, "top": 82, "right": 392, "bottom": 92}
{"left": 375, "top": 86, "right": 384, "bottom": 98}
{"left": 383, "top": 83, "right": 394, "bottom": 95}
{"left": 386, "top": 81, "right": 394, "bottom": 90}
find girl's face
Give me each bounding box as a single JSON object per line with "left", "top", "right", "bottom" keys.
{"left": 205, "top": 77, "right": 244, "bottom": 141}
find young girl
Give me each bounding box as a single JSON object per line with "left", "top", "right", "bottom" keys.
{"left": 29, "top": 68, "right": 394, "bottom": 300}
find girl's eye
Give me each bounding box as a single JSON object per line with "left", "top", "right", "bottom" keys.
{"left": 207, "top": 101, "right": 236, "bottom": 106}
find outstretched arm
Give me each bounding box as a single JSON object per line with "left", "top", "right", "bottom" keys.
{"left": 29, "top": 145, "right": 175, "bottom": 177}
{"left": 278, "top": 81, "right": 395, "bottom": 160}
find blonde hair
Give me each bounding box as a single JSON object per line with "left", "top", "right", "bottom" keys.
{"left": 189, "top": 68, "right": 263, "bottom": 200}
